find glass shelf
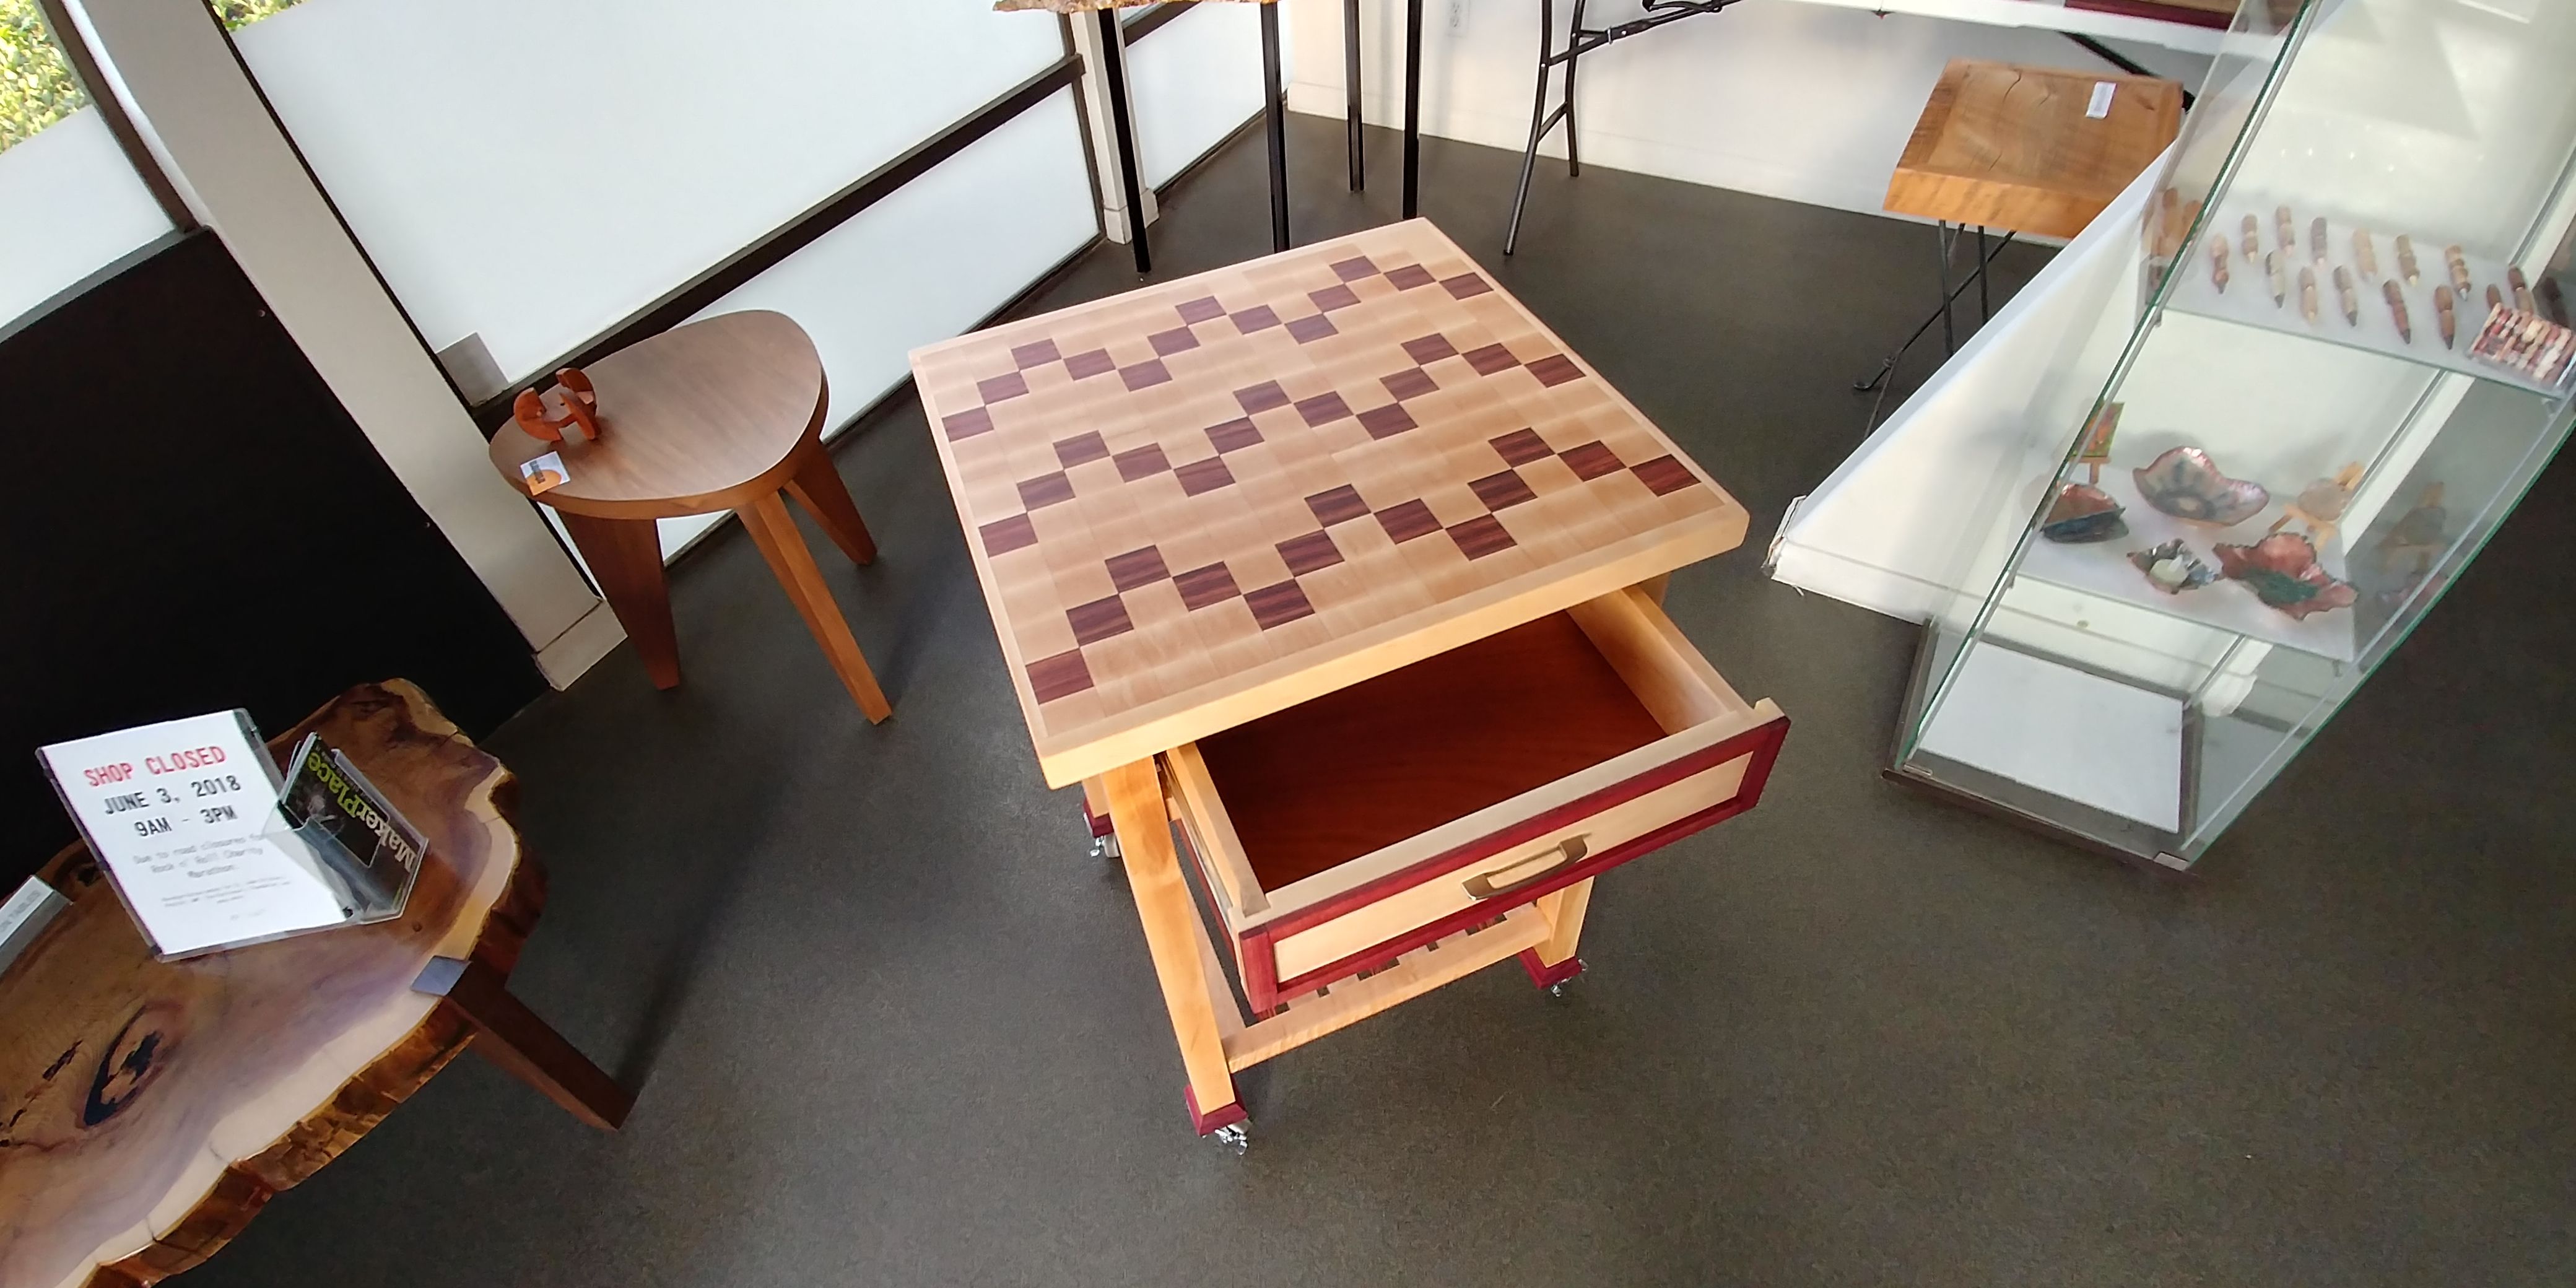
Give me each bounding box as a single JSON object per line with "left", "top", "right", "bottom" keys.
{"left": 2016, "top": 468, "right": 2357, "bottom": 662}
{"left": 2163, "top": 195, "right": 2576, "bottom": 401}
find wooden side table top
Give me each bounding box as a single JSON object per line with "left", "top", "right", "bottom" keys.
{"left": 0, "top": 684, "right": 533, "bottom": 1288}
{"left": 487, "top": 310, "right": 828, "bottom": 518}
{"left": 910, "top": 219, "right": 1747, "bottom": 788}
{"left": 1884, "top": 58, "right": 2186, "bottom": 240}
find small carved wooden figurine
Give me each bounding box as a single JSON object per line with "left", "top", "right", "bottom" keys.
{"left": 2268, "top": 461, "right": 2366, "bottom": 545}
{"left": 511, "top": 367, "right": 604, "bottom": 444}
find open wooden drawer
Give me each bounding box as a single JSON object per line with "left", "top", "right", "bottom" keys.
{"left": 1163, "top": 585, "right": 1787, "bottom": 1016}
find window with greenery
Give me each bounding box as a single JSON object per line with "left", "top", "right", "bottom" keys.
{"left": 1, "top": 0, "right": 85, "bottom": 155}
{"left": 208, "top": 0, "right": 309, "bottom": 29}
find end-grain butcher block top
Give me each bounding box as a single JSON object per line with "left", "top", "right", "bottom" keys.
{"left": 911, "top": 219, "right": 1747, "bottom": 788}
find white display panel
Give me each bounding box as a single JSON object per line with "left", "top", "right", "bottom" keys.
{"left": 650, "top": 94, "right": 1099, "bottom": 560}
{"left": 1127, "top": 0, "right": 1271, "bottom": 190}
{"left": 0, "top": 107, "right": 173, "bottom": 333}
{"left": 1917, "top": 642, "right": 2186, "bottom": 832}
{"left": 230, "top": 0, "right": 1067, "bottom": 383}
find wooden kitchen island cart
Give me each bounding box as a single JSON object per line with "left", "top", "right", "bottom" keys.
{"left": 912, "top": 219, "right": 1786, "bottom": 1145}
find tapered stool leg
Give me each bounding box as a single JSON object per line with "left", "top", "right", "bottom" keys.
{"left": 738, "top": 490, "right": 892, "bottom": 722}
{"left": 558, "top": 511, "right": 682, "bottom": 690}
{"left": 785, "top": 441, "right": 878, "bottom": 566}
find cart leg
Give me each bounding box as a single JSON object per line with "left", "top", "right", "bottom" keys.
{"left": 1518, "top": 877, "right": 1593, "bottom": 996}
{"left": 1080, "top": 777, "right": 1120, "bottom": 859}
{"left": 1100, "top": 759, "right": 1245, "bottom": 1137}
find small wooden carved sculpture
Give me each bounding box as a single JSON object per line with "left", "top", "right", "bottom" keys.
{"left": 511, "top": 367, "right": 603, "bottom": 444}
{"left": 2267, "top": 461, "right": 2365, "bottom": 544}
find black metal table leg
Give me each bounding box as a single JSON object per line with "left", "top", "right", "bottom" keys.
{"left": 1345, "top": 0, "right": 1364, "bottom": 191}
{"left": 1564, "top": 0, "right": 1586, "bottom": 176}
{"left": 1261, "top": 0, "right": 1290, "bottom": 251}
{"left": 1403, "top": 0, "right": 1422, "bottom": 219}
{"left": 1937, "top": 221, "right": 1957, "bottom": 354}
{"left": 1851, "top": 229, "right": 2019, "bottom": 392}
{"left": 1097, "top": 8, "right": 1151, "bottom": 275}
{"left": 1977, "top": 225, "right": 1991, "bottom": 321}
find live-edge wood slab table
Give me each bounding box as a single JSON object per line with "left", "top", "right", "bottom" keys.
{"left": 0, "top": 682, "right": 628, "bottom": 1288}
{"left": 912, "top": 220, "right": 1789, "bottom": 1142}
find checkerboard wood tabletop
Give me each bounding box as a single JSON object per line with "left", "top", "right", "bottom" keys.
{"left": 913, "top": 219, "right": 1746, "bottom": 786}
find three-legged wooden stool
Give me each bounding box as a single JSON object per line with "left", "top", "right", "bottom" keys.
{"left": 489, "top": 310, "right": 891, "bottom": 721}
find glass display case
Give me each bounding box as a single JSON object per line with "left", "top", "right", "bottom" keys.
{"left": 1891, "top": 0, "right": 2576, "bottom": 868}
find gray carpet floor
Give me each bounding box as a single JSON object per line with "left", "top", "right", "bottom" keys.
{"left": 183, "top": 114, "right": 2576, "bottom": 1287}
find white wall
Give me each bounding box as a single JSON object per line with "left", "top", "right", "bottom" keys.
{"left": 0, "top": 106, "right": 172, "bottom": 331}
{"left": 649, "top": 94, "right": 1100, "bottom": 557}
{"left": 230, "top": 0, "right": 1069, "bottom": 385}
{"left": 1284, "top": 0, "right": 2213, "bottom": 224}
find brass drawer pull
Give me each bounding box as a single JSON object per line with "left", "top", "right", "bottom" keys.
{"left": 1462, "top": 837, "right": 1589, "bottom": 900}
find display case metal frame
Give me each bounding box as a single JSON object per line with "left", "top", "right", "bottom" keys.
{"left": 1890, "top": 0, "right": 2576, "bottom": 869}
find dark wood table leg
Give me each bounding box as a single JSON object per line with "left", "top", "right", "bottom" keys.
{"left": 557, "top": 511, "right": 682, "bottom": 690}
{"left": 739, "top": 490, "right": 894, "bottom": 722}
{"left": 785, "top": 441, "right": 879, "bottom": 567}
{"left": 413, "top": 956, "right": 632, "bottom": 1130}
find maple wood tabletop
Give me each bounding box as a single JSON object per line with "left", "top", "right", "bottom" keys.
{"left": 487, "top": 310, "right": 829, "bottom": 518}
{"left": 912, "top": 219, "right": 1747, "bottom": 788}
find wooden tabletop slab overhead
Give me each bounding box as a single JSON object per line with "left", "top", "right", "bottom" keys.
{"left": 1884, "top": 58, "right": 2186, "bottom": 241}
{"left": 912, "top": 219, "right": 1747, "bottom": 787}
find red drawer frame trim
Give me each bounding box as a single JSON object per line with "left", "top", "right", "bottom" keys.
{"left": 1240, "top": 713, "right": 1788, "bottom": 1014}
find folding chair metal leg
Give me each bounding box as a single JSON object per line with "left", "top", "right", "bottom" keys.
{"left": 1504, "top": 0, "right": 1557, "bottom": 256}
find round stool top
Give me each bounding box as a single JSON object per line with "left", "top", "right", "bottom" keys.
{"left": 488, "top": 310, "right": 827, "bottom": 519}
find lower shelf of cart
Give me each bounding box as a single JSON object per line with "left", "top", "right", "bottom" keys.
{"left": 1207, "top": 897, "right": 1556, "bottom": 1074}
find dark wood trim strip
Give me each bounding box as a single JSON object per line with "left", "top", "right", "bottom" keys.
{"left": 2062, "top": 0, "right": 2231, "bottom": 29}
{"left": 471, "top": 53, "right": 1084, "bottom": 430}
{"left": 1123, "top": 1, "right": 1197, "bottom": 41}
{"left": 1264, "top": 716, "right": 1791, "bottom": 1006}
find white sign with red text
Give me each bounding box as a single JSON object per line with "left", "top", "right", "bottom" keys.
{"left": 38, "top": 710, "right": 347, "bottom": 957}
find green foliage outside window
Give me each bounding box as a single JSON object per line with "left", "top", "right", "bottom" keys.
{"left": 2, "top": 0, "right": 308, "bottom": 156}
{"left": 1, "top": 0, "right": 87, "bottom": 156}
{"left": 207, "top": 0, "right": 308, "bottom": 30}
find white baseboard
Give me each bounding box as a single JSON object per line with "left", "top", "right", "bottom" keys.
{"left": 533, "top": 598, "right": 627, "bottom": 690}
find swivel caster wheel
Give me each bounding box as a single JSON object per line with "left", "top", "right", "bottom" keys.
{"left": 1210, "top": 1122, "right": 1249, "bottom": 1155}
{"left": 1518, "top": 949, "right": 1584, "bottom": 998}
{"left": 1089, "top": 832, "right": 1122, "bottom": 861}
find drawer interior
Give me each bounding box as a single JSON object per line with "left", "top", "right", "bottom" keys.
{"left": 1191, "top": 597, "right": 1736, "bottom": 894}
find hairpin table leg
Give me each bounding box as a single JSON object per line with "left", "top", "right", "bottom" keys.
{"left": 1344, "top": 0, "right": 1364, "bottom": 191}
{"left": 1403, "top": 0, "right": 1422, "bottom": 219}
{"left": 1261, "top": 0, "right": 1290, "bottom": 252}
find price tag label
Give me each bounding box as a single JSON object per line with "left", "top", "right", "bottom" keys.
{"left": 2087, "top": 82, "right": 2117, "bottom": 119}
{"left": 38, "top": 711, "right": 348, "bottom": 957}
